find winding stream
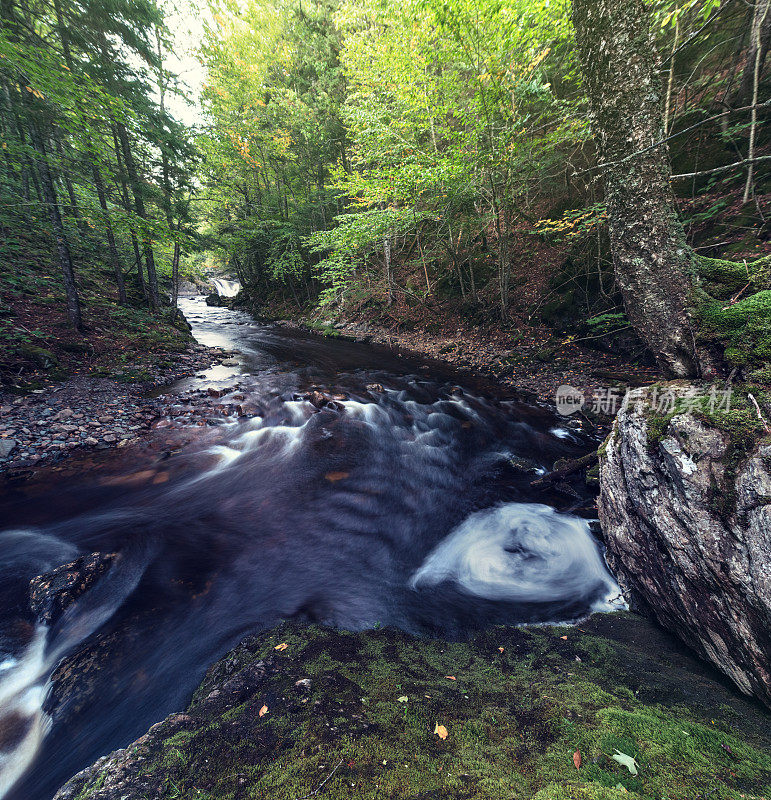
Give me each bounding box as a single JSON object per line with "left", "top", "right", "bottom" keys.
{"left": 0, "top": 298, "right": 621, "bottom": 800}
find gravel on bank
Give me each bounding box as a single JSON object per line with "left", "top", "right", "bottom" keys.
{"left": 0, "top": 343, "right": 232, "bottom": 474}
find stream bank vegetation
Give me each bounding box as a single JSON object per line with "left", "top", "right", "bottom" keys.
{"left": 199, "top": 0, "right": 769, "bottom": 382}
{"left": 0, "top": 0, "right": 203, "bottom": 387}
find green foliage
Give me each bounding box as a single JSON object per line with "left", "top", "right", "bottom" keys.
{"left": 586, "top": 312, "right": 629, "bottom": 333}
{"left": 0, "top": 0, "right": 197, "bottom": 324}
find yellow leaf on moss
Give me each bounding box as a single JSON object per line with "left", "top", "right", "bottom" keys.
{"left": 434, "top": 723, "right": 448, "bottom": 740}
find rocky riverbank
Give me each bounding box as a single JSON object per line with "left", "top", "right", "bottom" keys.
{"left": 0, "top": 342, "right": 237, "bottom": 476}
{"left": 53, "top": 617, "right": 771, "bottom": 800}
{"left": 250, "top": 299, "right": 659, "bottom": 408}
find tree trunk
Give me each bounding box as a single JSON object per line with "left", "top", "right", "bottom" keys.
{"left": 115, "top": 121, "right": 160, "bottom": 310}
{"left": 111, "top": 127, "right": 146, "bottom": 298}
{"left": 572, "top": 0, "right": 712, "bottom": 377}
{"left": 92, "top": 162, "right": 127, "bottom": 304}
{"left": 171, "top": 239, "right": 180, "bottom": 308}
{"left": 742, "top": 0, "right": 771, "bottom": 203}
{"left": 737, "top": 0, "right": 771, "bottom": 106}
{"left": 28, "top": 118, "right": 82, "bottom": 329}
{"left": 381, "top": 203, "right": 393, "bottom": 305}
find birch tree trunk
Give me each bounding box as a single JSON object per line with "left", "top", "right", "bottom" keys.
{"left": 572, "top": 0, "right": 713, "bottom": 377}
{"left": 737, "top": 0, "right": 771, "bottom": 106}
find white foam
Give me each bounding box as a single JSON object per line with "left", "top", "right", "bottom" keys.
{"left": 410, "top": 503, "right": 619, "bottom": 607}
{"left": 0, "top": 626, "right": 51, "bottom": 799}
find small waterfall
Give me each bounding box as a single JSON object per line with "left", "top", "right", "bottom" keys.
{"left": 211, "top": 278, "right": 241, "bottom": 298}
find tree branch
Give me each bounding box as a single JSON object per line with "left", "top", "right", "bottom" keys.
{"left": 572, "top": 100, "right": 771, "bottom": 178}
{"left": 670, "top": 154, "right": 771, "bottom": 180}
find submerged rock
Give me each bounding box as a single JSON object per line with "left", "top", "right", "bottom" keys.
{"left": 599, "top": 400, "right": 771, "bottom": 708}
{"left": 204, "top": 293, "right": 228, "bottom": 307}
{"left": 53, "top": 617, "right": 771, "bottom": 800}
{"left": 29, "top": 552, "right": 117, "bottom": 626}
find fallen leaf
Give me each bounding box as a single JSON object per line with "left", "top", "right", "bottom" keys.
{"left": 434, "top": 723, "right": 448, "bottom": 740}
{"left": 611, "top": 750, "right": 638, "bottom": 775}
{"left": 325, "top": 471, "right": 349, "bottom": 482}
{"left": 259, "top": 705, "right": 268, "bottom": 717}
{"left": 573, "top": 750, "right": 581, "bottom": 770}
{"left": 274, "top": 643, "right": 289, "bottom": 651}
{"left": 498, "top": 647, "right": 504, "bottom": 653}
{"left": 397, "top": 696, "right": 408, "bottom": 703}
{"left": 445, "top": 676, "right": 456, "bottom": 681}
{"left": 560, "top": 636, "right": 568, "bottom": 640}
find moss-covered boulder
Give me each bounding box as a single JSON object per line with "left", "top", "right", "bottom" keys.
{"left": 55, "top": 617, "right": 770, "bottom": 800}
{"left": 600, "top": 387, "right": 771, "bottom": 708}
{"left": 18, "top": 343, "right": 59, "bottom": 369}
{"left": 696, "top": 255, "right": 771, "bottom": 378}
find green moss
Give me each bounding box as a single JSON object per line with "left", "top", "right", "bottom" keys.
{"left": 72, "top": 616, "right": 771, "bottom": 800}
{"left": 637, "top": 385, "right": 769, "bottom": 517}
{"left": 697, "top": 255, "right": 771, "bottom": 300}
{"left": 643, "top": 408, "right": 677, "bottom": 449}
{"left": 18, "top": 343, "right": 59, "bottom": 369}
{"left": 696, "top": 255, "right": 771, "bottom": 370}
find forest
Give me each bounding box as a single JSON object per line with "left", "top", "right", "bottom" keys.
{"left": 0, "top": 0, "right": 768, "bottom": 381}
{"left": 0, "top": 0, "right": 771, "bottom": 799}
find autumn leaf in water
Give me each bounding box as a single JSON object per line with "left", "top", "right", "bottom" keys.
{"left": 498, "top": 647, "right": 504, "bottom": 653}
{"left": 444, "top": 676, "right": 456, "bottom": 681}
{"left": 325, "top": 471, "right": 349, "bottom": 482}
{"left": 560, "top": 635, "right": 568, "bottom": 640}
{"left": 434, "top": 723, "right": 448, "bottom": 739}
{"left": 259, "top": 705, "right": 268, "bottom": 717}
{"left": 573, "top": 750, "right": 581, "bottom": 770}
{"left": 274, "top": 642, "right": 289, "bottom": 651}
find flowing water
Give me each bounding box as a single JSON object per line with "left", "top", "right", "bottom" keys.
{"left": 211, "top": 277, "right": 242, "bottom": 298}
{"left": 0, "top": 298, "right": 621, "bottom": 800}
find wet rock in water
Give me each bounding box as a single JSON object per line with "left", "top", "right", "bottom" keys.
{"left": 0, "top": 711, "right": 33, "bottom": 752}
{"left": 507, "top": 455, "right": 541, "bottom": 475}
{"left": 53, "top": 619, "right": 771, "bottom": 800}
{"left": 302, "top": 390, "right": 345, "bottom": 411}
{"left": 599, "top": 402, "right": 771, "bottom": 708}
{"left": 0, "top": 438, "right": 17, "bottom": 459}
{"left": 29, "top": 552, "right": 117, "bottom": 626}
{"left": 43, "top": 627, "right": 132, "bottom": 725}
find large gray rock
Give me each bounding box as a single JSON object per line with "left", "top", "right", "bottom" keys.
{"left": 599, "top": 404, "right": 771, "bottom": 707}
